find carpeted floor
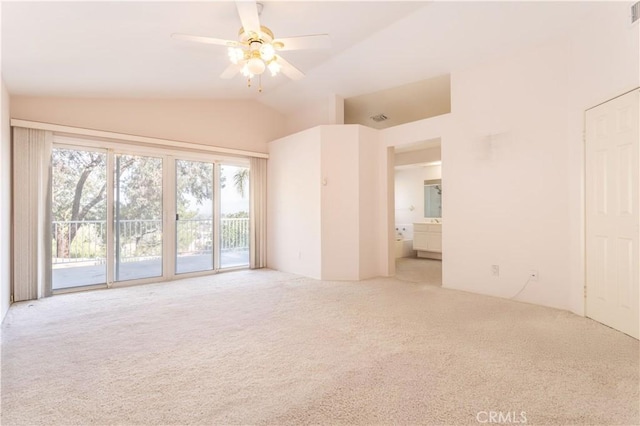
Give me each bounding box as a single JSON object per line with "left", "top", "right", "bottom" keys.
{"left": 1, "top": 269, "right": 638, "bottom": 425}
{"left": 395, "top": 258, "right": 442, "bottom": 286}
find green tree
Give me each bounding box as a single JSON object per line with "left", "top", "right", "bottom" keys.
{"left": 52, "top": 150, "right": 107, "bottom": 258}
{"left": 52, "top": 150, "right": 215, "bottom": 259}
{"left": 232, "top": 168, "right": 249, "bottom": 198}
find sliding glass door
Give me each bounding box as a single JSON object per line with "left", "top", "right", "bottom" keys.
{"left": 51, "top": 148, "right": 107, "bottom": 289}
{"left": 175, "top": 159, "right": 214, "bottom": 274}
{"left": 219, "top": 164, "right": 249, "bottom": 269}
{"left": 114, "top": 154, "right": 163, "bottom": 281}
{"left": 50, "top": 143, "right": 251, "bottom": 291}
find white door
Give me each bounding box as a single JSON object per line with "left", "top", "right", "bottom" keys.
{"left": 585, "top": 89, "right": 639, "bottom": 339}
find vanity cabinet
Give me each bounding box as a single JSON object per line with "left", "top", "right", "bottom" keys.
{"left": 413, "top": 223, "right": 442, "bottom": 258}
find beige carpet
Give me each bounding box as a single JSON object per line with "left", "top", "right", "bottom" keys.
{"left": 395, "top": 258, "right": 442, "bottom": 286}
{"left": 1, "top": 269, "right": 638, "bottom": 425}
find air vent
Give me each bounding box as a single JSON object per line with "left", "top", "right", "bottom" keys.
{"left": 370, "top": 113, "right": 388, "bottom": 122}
{"left": 633, "top": 1, "right": 640, "bottom": 24}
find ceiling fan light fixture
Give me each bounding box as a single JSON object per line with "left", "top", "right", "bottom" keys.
{"left": 228, "top": 47, "right": 244, "bottom": 64}
{"left": 259, "top": 43, "right": 275, "bottom": 61}
{"left": 173, "top": 2, "right": 331, "bottom": 90}
{"left": 241, "top": 63, "right": 254, "bottom": 78}
{"left": 247, "top": 57, "right": 266, "bottom": 75}
{"left": 267, "top": 59, "right": 281, "bottom": 76}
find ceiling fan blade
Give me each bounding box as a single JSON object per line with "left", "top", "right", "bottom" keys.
{"left": 220, "top": 63, "right": 242, "bottom": 79}
{"left": 236, "top": 1, "right": 261, "bottom": 36}
{"left": 172, "top": 33, "right": 239, "bottom": 47}
{"left": 273, "top": 34, "right": 331, "bottom": 51}
{"left": 276, "top": 56, "right": 305, "bottom": 81}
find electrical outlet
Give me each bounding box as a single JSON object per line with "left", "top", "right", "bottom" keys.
{"left": 491, "top": 265, "right": 499, "bottom": 276}
{"left": 529, "top": 270, "right": 539, "bottom": 281}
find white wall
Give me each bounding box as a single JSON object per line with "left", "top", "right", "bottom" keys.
{"left": 321, "top": 126, "right": 360, "bottom": 280}
{"left": 395, "top": 165, "right": 442, "bottom": 226}
{"left": 357, "top": 126, "right": 380, "bottom": 279}
{"left": 395, "top": 146, "right": 440, "bottom": 167}
{"left": 266, "top": 128, "right": 322, "bottom": 279}
{"left": 1, "top": 77, "right": 11, "bottom": 321}
{"left": 564, "top": 2, "right": 639, "bottom": 315}
{"left": 445, "top": 40, "right": 571, "bottom": 310}
{"left": 268, "top": 124, "right": 379, "bottom": 280}
{"left": 376, "top": 2, "right": 638, "bottom": 314}
{"left": 10, "top": 97, "right": 285, "bottom": 154}
{"left": 284, "top": 94, "right": 344, "bottom": 136}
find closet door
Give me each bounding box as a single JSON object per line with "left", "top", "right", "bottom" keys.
{"left": 585, "top": 89, "right": 639, "bottom": 339}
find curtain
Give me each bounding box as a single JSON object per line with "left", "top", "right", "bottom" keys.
{"left": 12, "top": 127, "right": 52, "bottom": 301}
{"left": 249, "top": 157, "right": 267, "bottom": 269}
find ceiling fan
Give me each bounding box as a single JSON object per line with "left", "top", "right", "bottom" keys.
{"left": 172, "top": 1, "right": 331, "bottom": 89}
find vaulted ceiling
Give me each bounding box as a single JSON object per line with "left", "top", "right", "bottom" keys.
{"left": 2, "top": 1, "right": 601, "bottom": 115}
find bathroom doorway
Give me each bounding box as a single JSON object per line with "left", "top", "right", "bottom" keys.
{"left": 393, "top": 139, "right": 442, "bottom": 286}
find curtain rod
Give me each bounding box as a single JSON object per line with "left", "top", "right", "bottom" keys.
{"left": 10, "top": 119, "right": 269, "bottom": 159}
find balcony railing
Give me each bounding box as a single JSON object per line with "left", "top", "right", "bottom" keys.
{"left": 52, "top": 217, "right": 249, "bottom": 265}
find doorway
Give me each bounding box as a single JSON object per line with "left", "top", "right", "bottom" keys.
{"left": 585, "top": 88, "right": 639, "bottom": 339}
{"left": 393, "top": 139, "right": 442, "bottom": 286}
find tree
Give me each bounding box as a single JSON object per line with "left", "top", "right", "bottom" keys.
{"left": 232, "top": 168, "right": 249, "bottom": 198}
{"left": 52, "top": 150, "right": 214, "bottom": 259}
{"left": 52, "top": 150, "right": 107, "bottom": 258}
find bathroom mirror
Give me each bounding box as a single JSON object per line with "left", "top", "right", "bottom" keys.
{"left": 424, "top": 179, "right": 442, "bottom": 218}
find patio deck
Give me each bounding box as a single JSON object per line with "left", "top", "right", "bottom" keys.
{"left": 52, "top": 251, "right": 249, "bottom": 290}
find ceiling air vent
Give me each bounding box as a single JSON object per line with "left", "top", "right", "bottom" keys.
{"left": 633, "top": 1, "right": 640, "bottom": 24}
{"left": 370, "top": 113, "right": 388, "bottom": 123}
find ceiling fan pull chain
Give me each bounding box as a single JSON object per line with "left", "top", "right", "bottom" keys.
{"left": 259, "top": 75, "right": 263, "bottom": 93}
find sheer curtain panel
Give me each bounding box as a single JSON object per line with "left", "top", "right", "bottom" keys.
{"left": 12, "top": 127, "right": 52, "bottom": 301}
{"left": 249, "top": 157, "right": 267, "bottom": 269}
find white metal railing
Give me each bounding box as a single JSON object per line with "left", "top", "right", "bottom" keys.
{"left": 52, "top": 220, "right": 106, "bottom": 264}
{"left": 52, "top": 217, "right": 249, "bottom": 265}
{"left": 220, "top": 218, "right": 249, "bottom": 252}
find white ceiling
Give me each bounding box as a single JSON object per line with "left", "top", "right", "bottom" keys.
{"left": 2, "top": 1, "right": 600, "bottom": 115}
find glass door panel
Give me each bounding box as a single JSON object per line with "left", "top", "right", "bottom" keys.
{"left": 175, "top": 159, "right": 214, "bottom": 274}
{"left": 219, "top": 164, "right": 250, "bottom": 269}
{"left": 51, "top": 148, "right": 107, "bottom": 289}
{"left": 114, "top": 154, "right": 163, "bottom": 281}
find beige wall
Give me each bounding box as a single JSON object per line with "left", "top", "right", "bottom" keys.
{"left": 268, "top": 124, "right": 380, "bottom": 281}
{"left": 320, "top": 126, "right": 360, "bottom": 280}
{"left": 394, "top": 146, "right": 441, "bottom": 167}
{"left": 10, "top": 97, "right": 286, "bottom": 154}
{"left": 267, "top": 127, "right": 322, "bottom": 279}
{"left": 1, "top": 77, "right": 11, "bottom": 321}
{"left": 357, "top": 125, "right": 380, "bottom": 279}
{"left": 284, "top": 95, "right": 344, "bottom": 136}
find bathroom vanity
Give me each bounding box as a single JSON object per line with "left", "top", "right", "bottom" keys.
{"left": 413, "top": 222, "right": 442, "bottom": 259}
